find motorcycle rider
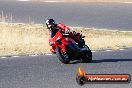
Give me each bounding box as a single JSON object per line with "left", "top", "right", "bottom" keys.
{"left": 46, "top": 19, "right": 60, "bottom": 38}
{"left": 46, "top": 19, "right": 85, "bottom": 53}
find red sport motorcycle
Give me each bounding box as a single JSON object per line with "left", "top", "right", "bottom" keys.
{"left": 49, "top": 27, "right": 92, "bottom": 64}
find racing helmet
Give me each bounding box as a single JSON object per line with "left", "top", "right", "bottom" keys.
{"left": 46, "top": 19, "right": 56, "bottom": 29}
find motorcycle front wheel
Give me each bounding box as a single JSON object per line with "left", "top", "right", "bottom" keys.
{"left": 56, "top": 46, "right": 70, "bottom": 64}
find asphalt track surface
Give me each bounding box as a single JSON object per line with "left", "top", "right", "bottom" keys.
{"left": 0, "top": 49, "right": 132, "bottom": 88}
{"left": 0, "top": 2, "right": 132, "bottom": 30}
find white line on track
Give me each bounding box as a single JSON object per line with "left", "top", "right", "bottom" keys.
{"left": 92, "top": 51, "right": 96, "bottom": 52}
{"left": 105, "top": 50, "right": 112, "bottom": 51}
{"left": 1, "top": 57, "right": 7, "bottom": 58}
{"left": 12, "top": 56, "right": 20, "bottom": 57}
{"left": 119, "top": 49, "right": 125, "bottom": 51}
{"left": 45, "top": 53, "right": 53, "bottom": 55}
{"left": 0, "top": 48, "right": 131, "bottom": 58}
{"left": 30, "top": 54, "right": 38, "bottom": 56}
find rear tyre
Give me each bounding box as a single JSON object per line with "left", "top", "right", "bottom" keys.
{"left": 80, "top": 45, "right": 92, "bottom": 63}
{"left": 56, "top": 46, "right": 70, "bottom": 64}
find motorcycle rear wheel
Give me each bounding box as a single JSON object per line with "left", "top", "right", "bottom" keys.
{"left": 80, "top": 45, "right": 92, "bottom": 63}
{"left": 56, "top": 46, "right": 70, "bottom": 64}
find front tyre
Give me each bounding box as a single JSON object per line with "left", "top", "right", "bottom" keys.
{"left": 56, "top": 46, "right": 70, "bottom": 64}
